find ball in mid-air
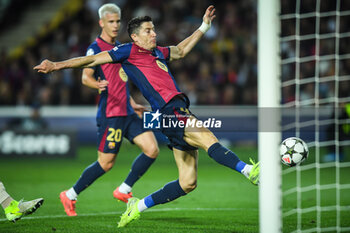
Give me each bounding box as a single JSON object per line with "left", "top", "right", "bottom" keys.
{"left": 280, "top": 137, "right": 309, "bottom": 167}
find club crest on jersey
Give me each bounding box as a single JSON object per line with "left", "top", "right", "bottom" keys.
{"left": 119, "top": 68, "right": 128, "bottom": 82}
{"left": 108, "top": 142, "right": 116, "bottom": 149}
{"left": 156, "top": 60, "right": 168, "bottom": 72}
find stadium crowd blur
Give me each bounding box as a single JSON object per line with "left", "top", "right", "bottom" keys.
{"left": 0, "top": 0, "right": 349, "bottom": 107}
{"left": 0, "top": 0, "right": 258, "bottom": 106}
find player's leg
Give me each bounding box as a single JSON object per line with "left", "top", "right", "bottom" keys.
{"left": 60, "top": 151, "right": 114, "bottom": 216}
{"left": 70, "top": 151, "right": 115, "bottom": 196}
{"left": 114, "top": 131, "right": 159, "bottom": 202}
{"left": 118, "top": 149, "right": 197, "bottom": 228}
{"left": 0, "top": 182, "right": 14, "bottom": 211}
{"left": 138, "top": 148, "right": 197, "bottom": 209}
{"left": 174, "top": 148, "right": 198, "bottom": 192}
{"left": 1, "top": 181, "right": 44, "bottom": 222}
{"left": 0, "top": 181, "right": 18, "bottom": 221}
{"left": 184, "top": 116, "right": 259, "bottom": 185}
{"left": 60, "top": 117, "right": 122, "bottom": 216}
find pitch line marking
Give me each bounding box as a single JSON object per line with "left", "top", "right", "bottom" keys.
{"left": 0, "top": 207, "right": 258, "bottom": 222}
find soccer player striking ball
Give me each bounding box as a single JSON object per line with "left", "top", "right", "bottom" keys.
{"left": 34, "top": 5, "right": 259, "bottom": 227}
{"left": 58, "top": 3, "right": 160, "bottom": 216}
{"left": 0, "top": 181, "right": 43, "bottom": 222}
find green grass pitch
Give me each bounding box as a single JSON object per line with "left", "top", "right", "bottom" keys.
{"left": 0, "top": 143, "right": 349, "bottom": 232}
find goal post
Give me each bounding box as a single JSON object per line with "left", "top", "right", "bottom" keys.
{"left": 258, "top": 0, "right": 282, "bottom": 232}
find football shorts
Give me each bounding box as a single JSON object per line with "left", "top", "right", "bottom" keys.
{"left": 160, "top": 95, "right": 198, "bottom": 151}
{"left": 97, "top": 114, "right": 148, "bottom": 154}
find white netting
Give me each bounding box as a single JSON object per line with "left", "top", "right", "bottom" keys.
{"left": 280, "top": 0, "right": 350, "bottom": 232}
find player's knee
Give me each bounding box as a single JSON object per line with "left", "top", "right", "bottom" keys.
{"left": 99, "top": 160, "right": 114, "bottom": 172}
{"left": 98, "top": 152, "right": 116, "bottom": 172}
{"left": 181, "top": 179, "right": 197, "bottom": 193}
{"left": 143, "top": 144, "right": 159, "bottom": 159}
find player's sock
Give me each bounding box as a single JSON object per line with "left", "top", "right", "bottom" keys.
{"left": 124, "top": 153, "right": 155, "bottom": 187}
{"left": 208, "top": 142, "right": 246, "bottom": 172}
{"left": 137, "top": 199, "right": 148, "bottom": 212}
{"left": 138, "top": 179, "right": 186, "bottom": 211}
{"left": 0, "top": 197, "right": 13, "bottom": 209}
{"left": 65, "top": 188, "right": 78, "bottom": 200}
{"left": 0, "top": 182, "right": 14, "bottom": 209}
{"left": 118, "top": 182, "right": 132, "bottom": 194}
{"left": 73, "top": 161, "right": 105, "bottom": 195}
{"left": 240, "top": 164, "right": 253, "bottom": 179}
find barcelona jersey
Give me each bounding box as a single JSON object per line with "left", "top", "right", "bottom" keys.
{"left": 108, "top": 43, "right": 182, "bottom": 110}
{"left": 86, "top": 37, "right": 134, "bottom": 118}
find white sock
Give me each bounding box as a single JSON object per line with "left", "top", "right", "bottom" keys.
{"left": 0, "top": 182, "right": 12, "bottom": 209}
{"left": 241, "top": 164, "right": 253, "bottom": 179}
{"left": 0, "top": 182, "right": 10, "bottom": 203}
{"left": 65, "top": 188, "right": 78, "bottom": 200}
{"left": 118, "top": 183, "right": 132, "bottom": 194}
{"left": 137, "top": 199, "right": 148, "bottom": 212}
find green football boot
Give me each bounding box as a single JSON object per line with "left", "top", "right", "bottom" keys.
{"left": 117, "top": 197, "right": 141, "bottom": 228}
{"left": 5, "top": 200, "right": 22, "bottom": 222}
{"left": 248, "top": 158, "right": 260, "bottom": 185}
{"left": 5, "top": 198, "right": 44, "bottom": 222}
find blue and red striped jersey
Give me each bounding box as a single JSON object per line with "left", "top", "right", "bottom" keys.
{"left": 86, "top": 37, "right": 134, "bottom": 118}
{"left": 108, "top": 43, "right": 182, "bottom": 110}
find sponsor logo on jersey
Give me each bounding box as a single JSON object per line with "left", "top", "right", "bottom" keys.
{"left": 156, "top": 60, "right": 168, "bottom": 72}
{"left": 119, "top": 68, "right": 128, "bottom": 82}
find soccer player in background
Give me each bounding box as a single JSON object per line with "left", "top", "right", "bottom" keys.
{"left": 58, "top": 3, "right": 160, "bottom": 216}
{"left": 34, "top": 5, "right": 260, "bottom": 227}
{"left": 0, "top": 181, "right": 43, "bottom": 222}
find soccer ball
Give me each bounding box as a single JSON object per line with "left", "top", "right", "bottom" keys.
{"left": 280, "top": 137, "right": 309, "bottom": 167}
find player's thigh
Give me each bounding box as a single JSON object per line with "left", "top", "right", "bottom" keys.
{"left": 183, "top": 116, "right": 218, "bottom": 152}
{"left": 133, "top": 131, "right": 159, "bottom": 158}
{"left": 173, "top": 148, "right": 198, "bottom": 189}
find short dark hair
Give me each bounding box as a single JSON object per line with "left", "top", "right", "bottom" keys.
{"left": 127, "top": 16, "right": 153, "bottom": 39}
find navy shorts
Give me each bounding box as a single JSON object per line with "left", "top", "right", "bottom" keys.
{"left": 97, "top": 114, "right": 147, "bottom": 154}
{"left": 160, "top": 96, "right": 198, "bottom": 151}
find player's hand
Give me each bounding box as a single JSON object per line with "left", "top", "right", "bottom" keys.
{"left": 133, "top": 104, "right": 147, "bottom": 116}
{"left": 97, "top": 77, "right": 109, "bottom": 91}
{"left": 203, "top": 5, "right": 216, "bottom": 24}
{"left": 133, "top": 103, "right": 148, "bottom": 118}
{"left": 33, "top": 59, "right": 56, "bottom": 74}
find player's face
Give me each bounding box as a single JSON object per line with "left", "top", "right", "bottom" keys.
{"left": 100, "top": 13, "right": 121, "bottom": 39}
{"left": 133, "top": 21, "right": 157, "bottom": 50}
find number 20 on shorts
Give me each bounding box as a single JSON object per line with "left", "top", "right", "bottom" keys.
{"left": 107, "top": 128, "right": 122, "bottom": 142}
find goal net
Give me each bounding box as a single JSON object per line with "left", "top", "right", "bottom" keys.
{"left": 280, "top": 0, "right": 350, "bottom": 232}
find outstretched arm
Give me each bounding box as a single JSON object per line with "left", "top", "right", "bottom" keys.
{"left": 34, "top": 51, "right": 112, "bottom": 74}
{"left": 169, "top": 5, "right": 216, "bottom": 61}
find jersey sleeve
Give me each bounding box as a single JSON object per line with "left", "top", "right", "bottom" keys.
{"left": 157, "top": 46, "right": 170, "bottom": 61}
{"left": 108, "top": 43, "right": 132, "bottom": 63}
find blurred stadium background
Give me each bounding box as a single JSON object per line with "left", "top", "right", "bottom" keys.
{"left": 0, "top": 0, "right": 261, "bottom": 147}
{"left": 1, "top": 0, "right": 347, "bottom": 143}
{"left": 0, "top": 0, "right": 349, "bottom": 232}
